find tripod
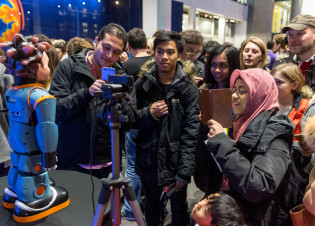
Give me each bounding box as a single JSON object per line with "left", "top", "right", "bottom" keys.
{"left": 92, "top": 99, "right": 146, "bottom": 226}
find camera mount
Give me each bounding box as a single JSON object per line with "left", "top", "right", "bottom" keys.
{"left": 92, "top": 76, "right": 146, "bottom": 226}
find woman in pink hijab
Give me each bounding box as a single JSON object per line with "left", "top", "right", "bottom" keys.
{"left": 206, "top": 68, "right": 294, "bottom": 226}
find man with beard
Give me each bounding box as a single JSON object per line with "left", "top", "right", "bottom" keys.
{"left": 282, "top": 14, "right": 315, "bottom": 91}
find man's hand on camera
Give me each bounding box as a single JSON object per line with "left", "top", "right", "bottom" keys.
{"left": 89, "top": 79, "right": 106, "bottom": 96}
{"left": 150, "top": 100, "right": 168, "bottom": 118}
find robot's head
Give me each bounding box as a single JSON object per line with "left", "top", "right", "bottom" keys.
{"left": 0, "top": 33, "right": 50, "bottom": 81}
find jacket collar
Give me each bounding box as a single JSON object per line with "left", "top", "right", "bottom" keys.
{"left": 139, "top": 60, "right": 195, "bottom": 94}
{"left": 237, "top": 109, "right": 294, "bottom": 152}
{"left": 293, "top": 94, "right": 303, "bottom": 110}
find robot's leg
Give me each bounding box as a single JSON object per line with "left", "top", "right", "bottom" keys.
{"left": 8, "top": 153, "right": 69, "bottom": 223}
{"left": 13, "top": 186, "right": 70, "bottom": 223}
{"left": 3, "top": 152, "right": 19, "bottom": 209}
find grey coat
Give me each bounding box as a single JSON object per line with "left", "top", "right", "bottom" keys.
{"left": 0, "top": 63, "right": 13, "bottom": 164}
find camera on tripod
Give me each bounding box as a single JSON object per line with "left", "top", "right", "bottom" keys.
{"left": 92, "top": 71, "right": 146, "bottom": 226}
{"left": 99, "top": 73, "right": 134, "bottom": 124}
{"left": 100, "top": 74, "right": 134, "bottom": 101}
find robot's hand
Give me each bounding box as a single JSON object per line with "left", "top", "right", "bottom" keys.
{"left": 42, "top": 152, "right": 57, "bottom": 170}
{"left": 0, "top": 33, "right": 50, "bottom": 78}
{"left": 44, "top": 165, "right": 57, "bottom": 171}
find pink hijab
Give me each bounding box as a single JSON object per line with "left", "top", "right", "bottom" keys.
{"left": 230, "top": 68, "right": 279, "bottom": 141}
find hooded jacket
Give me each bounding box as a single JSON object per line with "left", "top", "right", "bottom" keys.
{"left": 207, "top": 110, "right": 294, "bottom": 226}
{"left": 49, "top": 48, "right": 132, "bottom": 167}
{"left": 131, "top": 60, "right": 200, "bottom": 186}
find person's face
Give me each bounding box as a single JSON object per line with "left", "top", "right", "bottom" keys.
{"left": 211, "top": 52, "right": 230, "bottom": 85}
{"left": 93, "top": 33, "right": 124, "bottom": 68}
{"left": 242, "top": 42, "right": 263, "bottom": 68}
{"left": 272, "top": 42, "right": 280, "bottom": 53}
{"left": 182, "top": 43, "right": 202, "bottom": 63}
{"left": 55, "top": 47, "right": 63, "bottom": 60}
{"left": 192, "top": 198, "right": 212, "bottom": 226}
{"left": 36, "top": 51, "right": 51, "bottom": 81}
{"left": 287, "top": 27, "right": 315, "bottom": 56}
{"left": 272, "top": 71, "right": 297, "bottom": 101}
{"left": 232, "top": 79, "right": 249, "bottom": 115}
{"left": 154, "top": 40, "right": 181, "bottom": 75}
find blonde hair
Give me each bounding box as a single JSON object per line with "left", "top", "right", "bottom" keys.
{"left": 146, "top": 37, "right": 155, "bottom": 55}
{"left": 271, "top": 63, "right": 313, "bottom": 99}
{"left": 239, "top": 37, "right": 268, "bottom": 70}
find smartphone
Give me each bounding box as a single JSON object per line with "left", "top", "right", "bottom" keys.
{"left": 102, "top": 67, "right": 115, "bottom": 81}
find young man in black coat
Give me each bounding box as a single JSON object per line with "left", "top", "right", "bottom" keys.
{"left": 49, "top": 23, "right": 132, "bottom": 179}
{"left": 131, "top": 31, "right": 200, "bottom": 226}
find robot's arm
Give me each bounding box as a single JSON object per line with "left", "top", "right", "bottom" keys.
{"left": 32, "top": 93, "right": 58, "bottom": 170}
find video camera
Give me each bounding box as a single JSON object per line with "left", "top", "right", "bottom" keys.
{"left": 100, "top": 74, "right": 134, "bottom": 101}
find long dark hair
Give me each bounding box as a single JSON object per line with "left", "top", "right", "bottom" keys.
{"left": 204, "top": 44, "right": 240, "bottom": 86}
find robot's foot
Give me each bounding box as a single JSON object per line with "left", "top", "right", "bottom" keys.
{"left": 49, "top": 178, "right": 55, "bottom": 186}
{"left": 3, "top": 188, "right": 17, "bottom": 209}
{"left": 13, "top": 186, "right": 69, "bottom": 223}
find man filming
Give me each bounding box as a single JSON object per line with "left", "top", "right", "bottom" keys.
{"left": 49, "top": 23, "right": 132, "bottom": 179}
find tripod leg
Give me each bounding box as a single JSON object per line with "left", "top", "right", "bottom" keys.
{"left": 123, "top": 182, "right": 147, "bottom": 226}
{"left": 92, "top": 184, "right": 112, "bottom": 226}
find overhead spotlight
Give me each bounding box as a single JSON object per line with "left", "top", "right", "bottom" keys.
{"left": 226, "top": 19, "right": 229, "bottom": 22}
{"left": 98, "top": 0, "right": 101, "bottom": 2}
{"left": 83, "top": 2, "right": 85, "bottom": 5}
{"left": 205, "top": 14, "right": 208, "bottom": 18}
{"left": 115, "top": 1, "right": 119, "bottom": 5}
{"left": 68, "top": 4, "right": 71, "bottom": 7}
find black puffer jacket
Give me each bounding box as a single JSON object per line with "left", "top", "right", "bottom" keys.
{"left": 49, "top": 48, "right": 131, "bottom": 167}
{"left": 131, "top": 60, "right": 200, "bottom": 186}
{"left": 206, "top": 110, "right": 294, "bottom": 226}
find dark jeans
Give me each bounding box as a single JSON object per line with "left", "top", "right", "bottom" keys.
{"left": 142, "top": 179, "right": 188, "bottom": 226}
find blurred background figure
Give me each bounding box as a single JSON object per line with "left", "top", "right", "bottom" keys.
{"left": 146, "top": 37, "right": 155, "bottom": 56}
{"left": 52, "top": 39, "right": 67, "bottom": 61}
{"left": 180, "top": 30, "right": 204, "bottom": 86}
{"left": 198, "top": 40, "right": 220, "bottom": 65}
{"left": 266, "top": 40, "right": 277, "bottom": 69}
{"left": 239, "top": 37, "right": 268, "bottom": 71}
{"left": 0, "top": 49, "right": 13, "bottom": 177}
{"left": 272, "top": 34, "right": 290, "bottom": 68}
{"left": 66, "top": 37, "right": 94, "bottom": 58}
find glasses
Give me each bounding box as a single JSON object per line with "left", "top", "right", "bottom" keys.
{"left": 184, "top": 49, "right": 201, "bottom": 57}
{"left": 232, "top": 88, "right": 248, "bottom": 96}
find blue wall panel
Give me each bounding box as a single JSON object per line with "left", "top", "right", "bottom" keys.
{"left": 171, "top": 0, "right": 183, "bottom": 32}
{"left": 0, "top": 0, "right": 142, "bottom": 42}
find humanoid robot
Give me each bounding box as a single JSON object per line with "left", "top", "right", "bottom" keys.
{"left": 1, "top": 34, "right": 69, "bottom": 223}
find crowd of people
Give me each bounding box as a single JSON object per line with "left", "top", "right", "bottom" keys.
{"left": 0, "top": 13, "right": 315, "bottom": 226}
